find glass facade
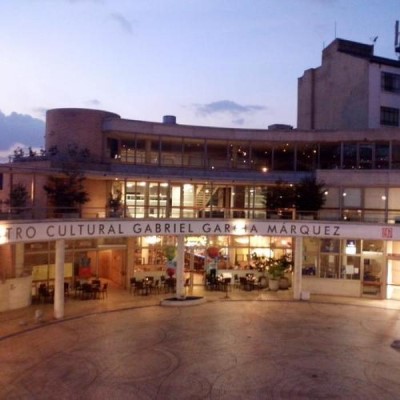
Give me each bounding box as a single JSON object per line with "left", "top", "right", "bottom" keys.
{"left": 107, "top": 134, "right": 400, "bottom": 171}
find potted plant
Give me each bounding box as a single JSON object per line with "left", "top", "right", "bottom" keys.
{"left": 267, "top": 254, "right": 293, "bottom": 291}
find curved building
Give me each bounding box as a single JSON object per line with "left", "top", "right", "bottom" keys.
{"left": 2, "top": 38, "right": 400, "bottom": 313}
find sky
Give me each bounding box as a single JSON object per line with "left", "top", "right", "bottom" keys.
{"left": 0, "top": 0, "right": 399, "bottom": 160}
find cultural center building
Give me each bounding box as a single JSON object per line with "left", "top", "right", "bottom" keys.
{"left": 1, "top": 38, "right": 400, "bottom": 314}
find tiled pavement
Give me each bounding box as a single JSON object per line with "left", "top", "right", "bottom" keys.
{"left": 1, "top": 285, "right": 400, "bottom": 399}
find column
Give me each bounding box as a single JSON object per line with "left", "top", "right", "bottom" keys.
{"left": 54, "top": 239, "right": 65, "bottom": 319}
{"left": 15, "top": 243, "right": 24, "bottom": 277}
{"left": 293, "top": 237, "right": 303, "bottom": 300}
{"left": 175, "top": 235, "right": 185, "bottom": 299}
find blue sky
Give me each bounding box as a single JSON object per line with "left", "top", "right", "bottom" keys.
{"left": 0, "top": 0, "right": 399, "bottom": 159}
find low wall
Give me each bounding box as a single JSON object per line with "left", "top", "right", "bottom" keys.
{"left": 0, "top": 275, "right": 33, "bottom": 312}
{"left": 302, "top": 276, "right": 360, "bottom": 297}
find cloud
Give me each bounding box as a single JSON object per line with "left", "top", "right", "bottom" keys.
{"left": 194, "top": 100, "right": 266, "bottom": 117}
{"left": 108, "top": 13, "right": 133, "bottom": 34}
{"left": 85, "top": 99, "right": 102, "bottom": 107}
{"left": 232, "top": 118, "right": 245, "bottom": 126}
{"left": 32, "top": 107, "right": 47, "bottom": 119}
{"left": 0, "top": 111, "right": 45, "bottom": 152}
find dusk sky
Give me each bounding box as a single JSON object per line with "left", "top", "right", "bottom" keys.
{"left": 0, "top": 0, "right": 399, "bottom": 159}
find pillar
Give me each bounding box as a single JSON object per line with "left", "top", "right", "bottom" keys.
{"left": 175, "top": 236, "right": 185, "bottom": 299}
{"left": 15, "top": 243, "right": 24, "bottom": 277}
{"left": 293, "top": 237, "right": 303, "bottom": 300}
{"left": 54, "top": 239, "right": 65, "bottom": 319}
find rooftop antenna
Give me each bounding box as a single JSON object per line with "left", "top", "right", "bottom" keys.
{"left": 395, "top": 20, "right": 400, "bottom": 59}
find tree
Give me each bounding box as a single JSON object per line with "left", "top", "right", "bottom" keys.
{"left": 262, "top": 179, "right": 296, "bottom": 217}
{"left": 107, "top": 189, "right": 123, "bottom": 216}
{"left": 295, "top": 177, "right": 326, "bottom": 213}
{"left": 8, "top": 183, "right": 29, "bottom": 214}
{"left": 43, "top": 170, "right": 89, "bottom": 215}
{"left": 263, "top": 177, "right": 326, "bottom": 218}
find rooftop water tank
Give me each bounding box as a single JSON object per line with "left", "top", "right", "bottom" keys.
{"left": 163, "top": 115, "right": 177, "bottom": 124}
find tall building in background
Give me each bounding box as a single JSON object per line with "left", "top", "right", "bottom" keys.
{"left": 297, "top": 38, "right": 400, "bottom": 130}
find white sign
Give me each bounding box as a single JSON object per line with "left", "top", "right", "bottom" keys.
{"left": 0, "top": 219, "right": 398, "bottom": 244}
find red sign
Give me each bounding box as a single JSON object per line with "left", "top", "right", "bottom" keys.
{"left": 382, "top": 227, "right": 393, "bottom": 239}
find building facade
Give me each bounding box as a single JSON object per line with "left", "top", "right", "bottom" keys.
{"left": 298, "top": 38, "right": 400, "bottom": 130}
{"left": 3, "top": 38, "right": 400, "bottom": 312}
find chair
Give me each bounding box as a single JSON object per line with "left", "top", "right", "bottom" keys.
{"left": 166, "top": 278, "right": 176, "bottom": 293}
{"left": 133, "top": 280, "right": 144, "bottom": 296}
{"left": 98, "top": 283, "right": 108, "bottom": 299}
{"left": 38, "top": 283, "right": 53, "bottom": 303}
{"left": 74, "top": 281, "right": 82, "bottom": 298}
{"left": 81, "top": 283, "right": 94, "bottom": 300}
{"left": 259, "top": 276, "right": 268, "bottom": 289}
{"left": 234, "top": 274, "right": 240, "bottom": 289}
{"left": 64, "top": 282, "right": 70, "bottom": 297}
{"left": 160, "top": 275, "right": 167, "bottom": 293}
{"left": 129, "top": 277, "right": 136, "bottom": 294}
{"left": 239, "top": 277, "right": 248, "bottom": 291}
{"left": 151, "top": 279, "right": 160, "bottom": 294}
{"left": 222, "top": 277, "right": 232, "bottom": 292}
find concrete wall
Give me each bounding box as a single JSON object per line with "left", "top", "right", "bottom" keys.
{"left": 0, "top": 275, "right": 33, "bottom": 312}
{"left": 298, "top": 41, "right": 373, "bottom": 130}
{"left": 46, "top": 108, "right": 120, "bottom": 162}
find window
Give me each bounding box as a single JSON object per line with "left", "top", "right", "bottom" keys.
{"left": 319, "top": 143, "right": 340, "bottom": 169}
{"left": 381, "top": 72, "right": 400, "bottom": 93}
{"left": 380, "top": 106, "right": 399, "bottom": 127}
{"left": 343, "top": 143, "right": 357, "bottom": 169}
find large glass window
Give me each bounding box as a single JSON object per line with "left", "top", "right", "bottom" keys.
{"left": 319, "top": 143, "right": 341, "bottom": 169}
{"left": 319, "top": 239, "right": 340, "bottom": 278}
{"left": 343, "top": 143, "right": 357, "bottom": 169}
{"left": 359, "top": 143, "right": 373, "bottom": 169}
{"left": 206, "top": 140, "right": 228, "bottom": 169}
{"left": 250, "top": 143, "right": 272, "bottom": 171}
{"left": 135, "top": 135, "right": 159, "bottom": 165}
{"left": 229, "top": 141, "right": 250, "bottom": 169}
{"left": 183, "top": 139, "right": 205, "bottom": 167}
{"left": 107, "top": 138, "right": 119, "bottom": 159}
{"left": 160, "top": 137, "right": 182, "bottom": 166}
{"left": 375, "top": 142, "right": 389, "bottom": 169}
{"left": 273, "top": 143, "right": 294, "bottom": 171}
{"left": 296, "top": 143, "right": 318, "bottom": 171}
{"left": 342, "top": 188, "right": 361, "bottom": 208}
{"left": 364, "top": 188, "right": 386, "bottom": 222}
{"left": 126, "top": 181, "right": 146, "bottom": 218}
{"left": 388, "top": 188, "right": 400, "bottom": 222}
{"left": 392, "top": 142, "right": 400, "bottom": 169}
{"left": 120, "top": 140, "right": 135, "bottom": 163}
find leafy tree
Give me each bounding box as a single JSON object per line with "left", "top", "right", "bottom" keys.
{"left": 263, "top": 177, "right": 326, "bottom": 218}
{"left": 43, "top": 170, "right": 89, "bottom": 215}
{"left": 8, "top": 183, "right": 29, "bottom": 214}
{"left": 295, "top": 177, "right": 326, "bottom": 213}
{"left": 262, "top": 179, "right": 296, "bottom": 217}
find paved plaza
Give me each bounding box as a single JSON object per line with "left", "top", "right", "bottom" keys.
{"left": 2, "top": 287, "right": 400, "bottom": 399}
